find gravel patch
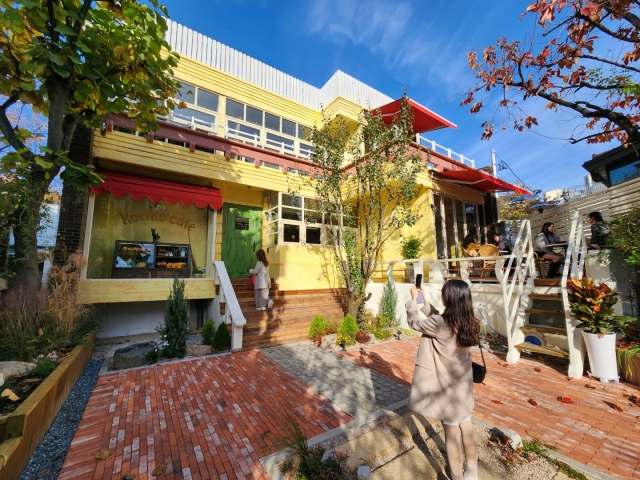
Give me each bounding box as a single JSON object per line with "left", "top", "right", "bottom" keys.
{"left": 18, "top": 359, "right": 101, "bottom": 480}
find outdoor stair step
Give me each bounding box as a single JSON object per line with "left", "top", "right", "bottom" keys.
{"left": 236, "top": 294, "right": 349, "bottom": 307}
{"left": 528, "top": 292, "right": 563, "bottom": 300}
{"left": 230, "top": 284, "right": 280, "bottom": 293}
{"left": 234, "top": 288, "right": 348, "bottom": 299}
{"left": 242, "top": 331, "right": 311, "bottom": 347}
{"left": 520, "top": 325, "right": 567, "bottom": 335}
{"left": 241, "top": 305, "right": 347, "bottom": 320}
{"left": 525, "top": 308, "right": 565, "bottom": 316}
{"left": 241, "top": 335, "right": 310, "bottom": 350}
{"left": 515, "top": 342, "right": 570, "bottom": 359}
{"left": 534, "top": 279, "right": 561, "bottom": 286}
{"left": 243, "top": 316, "right": 344, "bottom": 333}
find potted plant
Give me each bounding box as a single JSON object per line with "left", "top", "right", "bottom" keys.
{"left": 401, "top": 235, "right": 422, "bottom": 283}
{"left": 566, "top": 277, "right": 633, "bottom": 381}
{"left": 618, "top": 319, "right": 640, "bottom": 386}
{"left": 193, "top": 267, "right": 205, "bottom": 278}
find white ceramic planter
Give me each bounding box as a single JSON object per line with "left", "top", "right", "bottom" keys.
{"left": 582, "top": 331, "right": 619, "bottom": 382}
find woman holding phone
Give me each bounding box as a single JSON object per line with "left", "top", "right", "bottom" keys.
{"left": 406, "top": 280, "right": 479, "bottom": 480}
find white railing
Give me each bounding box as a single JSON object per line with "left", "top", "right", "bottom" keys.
{"left": 211, "top": 261, "right": 246, "bottom": 351}
{"left": 500, "top": 220, "right": 536, "bottom": 365}
{"left": 561, "top": 211, "right": 589, "bottom": 378}
{"left": 417, "top": 134, "right": 475, "bottom": 168}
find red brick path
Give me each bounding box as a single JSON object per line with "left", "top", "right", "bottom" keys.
{"left": 339, "top": 337, "right": 640, "bottom": 479}
{"left": 58, "top": 350, "right": 351, "bottom": 480}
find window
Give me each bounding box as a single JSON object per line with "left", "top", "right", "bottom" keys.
{"left": 178, "top": 82, "right": 195, "bottom": 104}
{"left": 608, "top": 159, "right": 640, "bottom": 186}
{"left": 266, "top": 133, "right": 294, "bottom": 153}
{"left": 173, "top": 108, "right": 215, "bottom": 129}
{"left": 298, "top": 124, "right": 312, "bottom": 141}
{"left": 197, "top": 89, "right": 219, "bottom": 112}
{"left": 299, "top": 144, "right": 314, "bottom": 158}
{"left": 282, "top": 118, "right": 296, "bottom": 137}
{"left": 267, "top": 192, "right": 356, "bottom": 247}
{"left": 226, "top": 99, "right": 244, "bottom": 120}
{"left": 235, "top": 217, "right": 249, "bottom": 230}
{"left": 227, "top": 121, "right": 260, "bottom": 143}
{"left": 265, "top": 112, "right": 280, "bottom": 131}
{"left": 246, "top": 106, "right": 263, "bottom": 126}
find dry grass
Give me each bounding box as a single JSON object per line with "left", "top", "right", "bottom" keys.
{"left": 0, "top": 251, "right": 94, "bottom": 361}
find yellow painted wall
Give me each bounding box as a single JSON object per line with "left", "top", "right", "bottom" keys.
{"left": 267, "top": 245, "right": 345, "bottom": 291}
{"left": 79, "top": 278, "right": 215, "bottom": 303}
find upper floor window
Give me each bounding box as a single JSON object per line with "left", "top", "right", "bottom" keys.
{"left": 178, "top": 82, "right": 219, "bottom": 112}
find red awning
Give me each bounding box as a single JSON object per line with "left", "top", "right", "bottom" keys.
{"left": 90, "top": 170, "right": 223, "bottom": 210}
{"left": 435, "top": 170, "right": 530, "bottom": 195}
{"left": 374, "top": 98, "right": 457, "bottom": 134}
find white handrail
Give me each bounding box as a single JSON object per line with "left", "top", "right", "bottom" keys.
{"left": 417, "top": 135, "right": 475, "bottom": 168}
{"left": 212, "top": 261, "right": 246, "bottom": 351}
{"left": 561, "top": 211, "right": 588, "bottom": 378}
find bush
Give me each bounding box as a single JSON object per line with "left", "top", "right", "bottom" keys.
{"left": 156, "top": 276, "right": 191, "bottom": 358}
{"left": 335, "top": 332, "right": 356, "bottom": 347}
{"left": 339, "top": 314, "right": 358, "bottom": 338}
{"left": 380, "top": 277, "right": 399, "bottom": 328}
{"left": 324, "top": 321, "right": 339, "bottom": 335}
{"left": 212, "top": 322, "right": 231, "bottom": 351}
{"left": 201, "top": 319, "right": 216, "bottom": 346}
{"left": 373, "top": 329, "right": 393, "bottom": 341}
{"left": 401, "top": 235, "right": 422, "bottom": 260}
{"left": 308, "top": 315, "right": 325, "bottom": 338}
{"left": 32, "top": 354, "right": 59, "bottom": 378}
{"left": 355, "top": 330, "right": 371, "bottom": 344}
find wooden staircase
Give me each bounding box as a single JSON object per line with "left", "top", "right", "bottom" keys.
{"left": 515, "top": 278, "right": 571, "bottom": 359}
{"left": 230, "top": 278, "right": 349, "bottom": 350}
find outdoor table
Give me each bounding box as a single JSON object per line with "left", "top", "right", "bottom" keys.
{"left": 548, "top": 242, "right": 569, "bottom": 252}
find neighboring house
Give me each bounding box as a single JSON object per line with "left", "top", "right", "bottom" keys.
{"left": 583, "top": 142, "right": 640, "bottom": 188}
{"left": 543, "top": 176, "right": 606, "bottom": 204}
{"left": 58, "top": 20, "right": 526, "bottom": 342}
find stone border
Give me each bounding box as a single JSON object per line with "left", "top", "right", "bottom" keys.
{"left": 97, "top": 350, "right": 232, "bottom": 376}
{"left": 0, "top": 332, "right": 96, "bottom": 480}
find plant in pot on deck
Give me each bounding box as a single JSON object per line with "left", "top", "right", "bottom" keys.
{"left": 400, "top": 235, "right": 422, "bottom": 283}
{"left": 617, "top": 318, "right": 640, "bottom": 386}
{"left": 566, "top": 277, "right": 633, "bottom": 381}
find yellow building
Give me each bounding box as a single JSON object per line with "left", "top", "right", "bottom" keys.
{"left": 59, "top": 20, "right": 526, "bottom": 346}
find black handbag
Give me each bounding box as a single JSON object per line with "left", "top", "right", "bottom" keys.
{"left": 472, "top": 341, "right": 486, "bottom": 384}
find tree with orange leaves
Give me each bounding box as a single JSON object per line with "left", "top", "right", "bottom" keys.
{"left": 463, "top": 0, "right": 640, "bottom": 145}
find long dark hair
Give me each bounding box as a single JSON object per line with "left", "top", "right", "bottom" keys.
{"left": 541, "top": 222, "right": 554, "bottom": 240}
{"left": 462, "top": 233, "right": 476, "bottom": 249}
{"left": 441, "top": 280, "right": 479, "bottom": 348}
{"left": 256, "top": 249, "right": 269, "bottom": 267}
{"left": 588, "top": 211, "right": 603, "bottom": 222}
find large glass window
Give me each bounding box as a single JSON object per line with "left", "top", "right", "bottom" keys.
{"left": 226, "top": 99, "right": 244, "bottom": 120}
{"left": 87, "top": 195, "right": 209, "bottom": 279}
{"left": 197, "top": 89, "right": 219, "bottom": 112}
{"left": 434, "top": 194, "right": 487, "bottom": 260}
{"left": 265, "top": 112, "right": 280, "bottom": 131}
{"left": 227, "top": 121, "right": 260, "bottom": 144}
{"left": 178, "top": 82, "right": 195, "bottom": 104}
{"left": 246, "top": 106, "right": 263, "bottom": 126}
{"left": 433, "top": 194, "right": 446, "bottom": 259}
{"left": 608, "top": 159, "right": 640, "bottom": 186}
{"left": 266, "top": 133, "right": 294, "bottom": 153}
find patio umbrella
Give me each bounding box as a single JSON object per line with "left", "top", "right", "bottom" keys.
{"left": 509, "top": 195, "right": 538, "bottom": 203}
{"left": 526, "top": 202, "right": 557, "bottom": 213}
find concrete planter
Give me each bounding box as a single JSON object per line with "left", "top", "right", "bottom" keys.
{"left": 618, "top": 349, "right": 640, "bottom": 386}
{"left": 0, "top": 332, "right": 96, "bottom": 480}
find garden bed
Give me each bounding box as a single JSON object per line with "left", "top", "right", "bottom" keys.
{"left": 0, "top": 331, "right": 96, "bottom": 480}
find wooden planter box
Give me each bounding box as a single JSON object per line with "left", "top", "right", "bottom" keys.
{"left": 0, "top": 332, "right": 96, "bottom": 480}
{"left": 619, "top": 350, "right": 640, "bottom": 387}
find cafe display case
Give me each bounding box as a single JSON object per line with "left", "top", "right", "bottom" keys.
{"left": 112, "top": 240, "right": 191, "bottom": 278}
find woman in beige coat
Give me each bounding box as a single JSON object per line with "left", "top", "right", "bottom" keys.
{"left": 406, "top": 279, "right": 479, "bottom": 480}
{"left": 249, "top": 249, "right": 273, "bottom": 311}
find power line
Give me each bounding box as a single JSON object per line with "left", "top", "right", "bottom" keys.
{"left": 494, "top": 152, "right": 528, "bottom": 188}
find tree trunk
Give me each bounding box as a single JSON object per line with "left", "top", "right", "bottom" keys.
{"left": 11, "top": 184, "right": 48, "bottom": 292}
{"left": 348, "top": 292, "right": 363, "bottom": 320}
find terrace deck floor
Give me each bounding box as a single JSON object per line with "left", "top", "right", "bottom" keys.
{"left": 338, "top": 337, "right": 640, "bottom": 479}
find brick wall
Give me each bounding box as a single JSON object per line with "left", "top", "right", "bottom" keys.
{"left": 54, "top": 125, "right": 94, "bottom": 266}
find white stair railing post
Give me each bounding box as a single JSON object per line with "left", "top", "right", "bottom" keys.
{"left": 212, "top": 261, "right": 246, "bottom": 352}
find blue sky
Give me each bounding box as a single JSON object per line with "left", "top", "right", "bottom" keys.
{"left": 158, "top": 0, "right": 608, "bottom": 192}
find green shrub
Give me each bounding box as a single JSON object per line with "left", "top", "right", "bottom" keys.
{"left": 335, "top": 332, "right": 356, "bottom": 347}
{"left": 324, "top": 321, "right": 339, "bottom": 335}
{"left": 380, "top": 277, "right": 399, "bottom": 328}
{"left": 401, "top": 235, "right": 422, "bottom": 260}
{"left": 373, "top": 329, "right": 393, "bottom": 341}
{"left": 339, "top": 314, "right": 358, "bottom": 338}
{"left": 32, "top": 356, "right": 59, "bottom": 378}
{"left": 212, "top": 322, "right": 231, "bottom": 351}
{"left": 201, "top": 319, "right": 216, "bottom": 346}
{"left": 156, "top": 277, "right": 191, "bottom": 358}
{"left": 308, "top": 315, "right": 326, "bottom": 338}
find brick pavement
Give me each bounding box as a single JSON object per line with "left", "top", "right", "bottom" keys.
{"left": 58, "top": 350, "right": 351, "bottom": 480}
{"left": 339, "top": 337, "right": 640, "bottom": 479}
{"left": 261, "top": 343, "right": 409, "bottom": 417}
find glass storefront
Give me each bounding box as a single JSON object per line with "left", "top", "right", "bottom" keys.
{"left": 433, "top": 193, "right": 486, "bottom": 260}
{"left": 87, "top": 194, "right": 209, "bottom": 279}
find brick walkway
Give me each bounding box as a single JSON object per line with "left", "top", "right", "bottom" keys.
{"left": 261, "top": 344, "right": 409, "bottom": 417}
{"left": 339, "top": 337, "right": 640, "bottom": 479}
{"left": 58, "top": 350, "right": 351, "bottom": 480}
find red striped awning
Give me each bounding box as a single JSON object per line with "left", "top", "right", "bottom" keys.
{"left": 90, "top": 170, "right": 223, "bottom": 210}
{"left": 435, "top": 170, "right": 530, "bottom": 194}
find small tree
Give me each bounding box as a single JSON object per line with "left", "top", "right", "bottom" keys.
{"left": 211, "top": 322, "right": 230, "bottom": 351}
{"left": 339, "top": 314, "right": 359, "bottom": 339}
{"left": 380, "top": 277, "right": 399, "bottom": 328}
{"left": 201, "top": 319, "right": 216, "bottom": 346}
{"left": 156, "top": 277, "right": 190, "bottom": 358}
{"left": 308, "top": 315, "right": 325, "bottom": 338}
{"left": 292, "top": 95, "right": 424, "bottom": 318}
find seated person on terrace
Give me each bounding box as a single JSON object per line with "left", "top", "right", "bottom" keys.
{"left": 492, "top": 234, "right": 511, "bottom": 254}
{"left": 462, "top": 234, "right": 481, "bottom": 257}
{"left": 548, "top": 224, "right": 564, "bottom": 243}
{"left": 534, "top": 222, "right": 565, "bottom": 278}
{"left": 587, "top": 211, "right": 609, "bottom": 250}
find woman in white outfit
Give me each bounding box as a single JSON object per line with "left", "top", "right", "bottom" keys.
{"left": 249, "top": 249, "right": 273, "bottom": 311}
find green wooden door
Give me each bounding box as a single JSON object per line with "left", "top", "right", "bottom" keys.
{"left": 222, "top": 204, "right": 263, "bottom": 278}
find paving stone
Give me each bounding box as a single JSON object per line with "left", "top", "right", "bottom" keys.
{"left": 387, "top": 412, "right": 442, "bottom": 439}
{"left": 334, "top": 430, "right": 401, "bottom": 470}
{"left": 372, "top": 447, "right": 438, "bottom": 480}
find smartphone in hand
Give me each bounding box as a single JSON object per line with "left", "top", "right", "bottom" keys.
{"left": 415, "top": 274, "right": 424, "bottom": 304}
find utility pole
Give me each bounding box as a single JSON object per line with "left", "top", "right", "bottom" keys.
{"left": 491, "top": 150, "right": 500, "bottom": 223}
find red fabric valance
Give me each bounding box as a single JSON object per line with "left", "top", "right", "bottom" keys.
{"left": 374, "top": 98, "right": 457, "bottom": 134}
{"left": 90, "top": 170, "right": 223, "bottom": 210}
